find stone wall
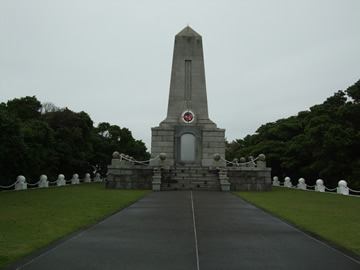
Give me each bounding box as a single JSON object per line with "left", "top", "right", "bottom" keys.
{"left": 106, "top": 166, "right": 153, "bottom": 190}
{"left": 107, "top": 157, "right": 153, "bottom": 189}
{"left": 227, "top": 167, "right": 272, "bottom": 191}
{"left": 106, "top": 153, "right": 272, "bottom": 192}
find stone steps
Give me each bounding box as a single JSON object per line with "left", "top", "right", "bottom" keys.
{"left": 161, "top": 166, "right": 220, "bottom": 191}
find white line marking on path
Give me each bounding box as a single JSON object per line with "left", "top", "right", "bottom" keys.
{"left": 191, "top": 191, "right": 200, "bottom": 270}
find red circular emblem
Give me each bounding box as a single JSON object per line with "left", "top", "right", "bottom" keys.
{"left": 182, "top": 111, "right": 194, "bottom": 123}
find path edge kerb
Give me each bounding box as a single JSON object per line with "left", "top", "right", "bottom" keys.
{"left": 3, "top": 191, "right": 152, "bottom": 270}
{"left": 230, "top": 192, "right": 360, "bottom": 264}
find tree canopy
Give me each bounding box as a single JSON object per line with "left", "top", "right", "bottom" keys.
{"left": 226, "top": 80, "right": 360, "bottom": 189}
{"left": 0, "top": 96, "right": 150, "bottom": 185}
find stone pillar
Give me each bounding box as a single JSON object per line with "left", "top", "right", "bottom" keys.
{"left": 152, "top": 168, "right": 162, "bottom": 191}
{"left": 218, "top": 169, "right": 230, "bottom": 192}
{"left": 256, "top": 154, "right": 267, "bottom": 168}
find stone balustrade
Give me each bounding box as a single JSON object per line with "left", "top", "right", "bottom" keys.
{"left": 272, "top": 176, "right": 360, "bottom": 196}
{"left": 0, "top": 173, "right": 104, "bottom": 191}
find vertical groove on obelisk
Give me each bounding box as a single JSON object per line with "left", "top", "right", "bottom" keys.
{"left": 185, "top": 60, "right": 192, "bottom": 100}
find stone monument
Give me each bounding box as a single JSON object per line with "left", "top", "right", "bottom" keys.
{"left": 150, "top": 26, "right": 226, "bottom": 168}
{"left": 106, "top": 26, "right": 272, "bottom": 192}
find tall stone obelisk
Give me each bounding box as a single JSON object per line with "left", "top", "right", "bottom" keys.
{"left": 151, "top": 26, "right": 225, "bottom": 167}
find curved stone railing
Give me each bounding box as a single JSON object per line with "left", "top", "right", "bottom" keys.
{"left": 112, "top": 151, "right": 160, "bottom": 166}
{"left": 221, "top": 154, "right": 268, "bottom": 169}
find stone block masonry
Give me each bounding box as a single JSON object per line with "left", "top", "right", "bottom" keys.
{"left": 106, "top": 166, "right": 153, "bottom": 190}
{"left": 228, "top": 167, "right": 272, "bottom": 191}
{"left": 201, "top": 129, "right": 226, "bottom": 167}
{"left": 150, "top": 127, "right": 175, "bottom": 167}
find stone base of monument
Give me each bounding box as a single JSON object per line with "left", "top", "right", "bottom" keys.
{"left": 107, "top": 151, "right": 272, "bottom": 191}
{"left": 107, "top": 159, "right": 272, "bottom": 192}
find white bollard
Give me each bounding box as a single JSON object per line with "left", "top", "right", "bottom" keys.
{"left": 256, "top": 154, "right": 266, "bottom": 168}
{"left": 337, "top": 180, "right": 349, "bottom": 195}
{"left": 38, "top": 175, "right": 49, "bottom": 188}
{"left": 15, "top": 175, "right": 27, "bottom": 190}
{"left": 297, "top": 178, "right": 307, "bottom": 190}
{"left": 272, "top": 176, "right": 280, "bottom": 186}
{"left": 93, "top": 173, "right": 101, "bottom": 182}
{"left": 239, "top": 157, "right": 247, "bottom": 168}
{"left": 71, "top": 174, "right": 80, "bottom": 184}
{"left": 315, "top": 179, "right": 325, "bottom": 192}
{"left": 284, "top": 177, "right": 292, "bottom": 188}
{"left": 84, "top": 173, "right": 91, "bottom": 183}
{"left": 57, "top": 174, "right": 66, "bottom": 186}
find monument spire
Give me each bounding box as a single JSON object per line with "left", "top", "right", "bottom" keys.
{"left": 162, "top": 26, "right": 215, "bottom": 127}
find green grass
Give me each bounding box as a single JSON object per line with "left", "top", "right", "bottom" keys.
{"left": 0, "top": 183, "right": 151, "bottom": 269}
{"left": 234, "top": 187, "right": 360, "bottom": 255}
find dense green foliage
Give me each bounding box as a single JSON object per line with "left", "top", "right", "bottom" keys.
{"left": 227, "top": 80, "right": 360, "bottom": 188}
{"left": 0, "top": 183, "right": 150, "bottom": 268}
{"left": 0, "top": 96, "right": 150, "bottom": 186}
{"left": 234, "top": 187, "right": 360, "bottom": 255}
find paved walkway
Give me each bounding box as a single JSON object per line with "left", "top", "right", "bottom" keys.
{"left": 12, "top": 191, "right": 359, "bottom": 270}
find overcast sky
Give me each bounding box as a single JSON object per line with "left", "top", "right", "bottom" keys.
{"left": 1, "top": 0, "right": 359, "bottom": 150}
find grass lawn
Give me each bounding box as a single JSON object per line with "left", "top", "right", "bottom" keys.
{"left": 234, "top": 187, "right": 360, "bottom": 255}
{"left": 0, "top": 183, "right": 151, "bottom": 269}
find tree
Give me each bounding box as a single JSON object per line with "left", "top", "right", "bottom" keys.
{"left": 20, "top": 119, "right": 56, "bottom": 182}
{"left": 91, "top": 123, "right": 150, "bottom": 176}
{"left": 0, "top": 96, "right": 151, "bottom": 187}
{"left": 41, "top": 102, "right": 61, "bottom": 114}
{"left": 226, "top": 81, "right": 360, "bottom": 189}
{"left": 43, "top": 109, "right": 94, "bottom": 178}
{"left": 346, "top": 80, "right": 360, "bottom": 103}
{"left": 0, "top": 105, "right": 26, "bottom": 185}
{"left": 6, "top": 96, "right": 42, "bottom": 121}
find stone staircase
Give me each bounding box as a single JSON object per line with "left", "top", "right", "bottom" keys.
{"left": 160, "top": 166, "right": 220, "bottom": 191}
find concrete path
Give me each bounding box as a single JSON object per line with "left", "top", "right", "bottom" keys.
{"left": 12, "top": 191, "right": 359, "bottom": 270}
